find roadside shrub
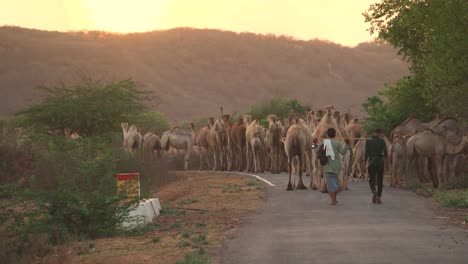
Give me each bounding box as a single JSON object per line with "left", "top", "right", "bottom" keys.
{"left": 176, "top": 250, "right": 210, "bottom": 264}
{"left": 0, "top": 136, "right": 141, "bottom": 261}
{"left": 435, "top": 190, "right": 468, "bottom": 208}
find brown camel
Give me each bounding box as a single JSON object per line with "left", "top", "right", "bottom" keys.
{"left": 284, "top": 119, "right": 309, "bottom": 190}
{"left": 406, "top": 129, "right": 467, "bottom": 188}
{"left": 143, "top": 132, "right": 162, "bottom": 160}
{"left": 267, "top": 117, "right": 283, "bottom": 174}
{"left": 229, "top": 118, "right": 247, "bottom": 171}
{"left": 345, "top": 118, "right": 367, "bottom": 147}
{"left": 160, "top": 123, "right": 196, "bottom": 170}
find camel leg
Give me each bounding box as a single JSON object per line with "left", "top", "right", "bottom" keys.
{"left": 287, "top": 155, "right": 293, "bottom": 191}
{"left": 435, "top": 156, "right": 443, "bottom": 189}
{"left": 296, "top": 153, "right": 307, "bottom": 190}
{"left": 184, "top": 148, "right": 190, "bottom": 171}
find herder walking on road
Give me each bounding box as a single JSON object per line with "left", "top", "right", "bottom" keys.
{"left": 365, "top": 128, "right": 388, "bottom": 204}
{"left": 321, "top": 128, "right": 352, "bottom": 205}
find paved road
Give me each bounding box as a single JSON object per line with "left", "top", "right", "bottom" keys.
{"left": 220, "top": 172, "right": 468, "bottom": 264}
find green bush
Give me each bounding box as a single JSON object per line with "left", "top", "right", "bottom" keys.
{"left": 0, "top": 136, "right": 141, "bottom": 261}
{"left": 248, "top": 97, "right": 311, "bottom": 122}
{"left": 125, "top": 111, "right": 171, "bottom": 135}
{"left": 435, "top": 190, "right": 468, "bottom": 208}
{"left": 176, "top": 250, "right": 210, "bottom": 264}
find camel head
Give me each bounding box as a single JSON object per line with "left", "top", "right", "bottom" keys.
{"left": 243, "top": 114, "right": 252, "bottom": 125}
{"left": 222, "top": 114, "right": 231, "bottom": 124}
{"left": 207, "top": 117, "right": 215, "bottom": 128}
{"left": 188, "top": 122, "right": 195, "bottom": 131}
{"left": 267, "top": 114, "right": 278, "bottom": 124}
{"left": 120, "top": 122, "right": 129, "bottom": 134}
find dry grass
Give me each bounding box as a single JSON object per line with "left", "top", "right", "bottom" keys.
{"left": 38, "top": 172, "right": 266, "bottom": 264}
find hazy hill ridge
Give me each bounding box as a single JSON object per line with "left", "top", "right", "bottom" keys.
{"left": 0, "top": 26, "right": 408, "bottom": 120}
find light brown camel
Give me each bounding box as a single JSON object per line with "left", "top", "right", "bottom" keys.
{"left": 245, "top": 120, "right": 265, "bottom": 173}
{"left": 391, "top": 117, "right": 427, "bottom": 140}
{"left": 210, "top": 117, "right": 228, "bottom": 171}
{"left": 160, "top": 123, "right": 196, "bottom": 170}
{"left": 121, "top": 122, "right": 143, "bottom": 152}
{"left": 430, "top": 117, "right": 464, "bottom": 178}
{"left": 350, "top": 139, "right": 366, "bottom": 180}
{"left": 143, "top": 132, "right": 162, "bottom": 160}
{"left": 284, "top": 119, "right": 309, "bottom": 190}
{"left": 406, "top": 129, "right": 467, "bottom": 188}
{"left": 221, "top": 111, "right": 232, "bottom": 170}
{"left": 389, "top": 134, "right": 405, "bottom": 187}
{"left": 311, "top": 105, "right": 347, "bottom": 191}
{"left": 229, "top": 118, "right": 247, "bottom": 171}
{"left": 251, "top": 131, "right": 264, "bottom": 173}
{"left": 342, "top": 112, "right": 352, "bottom": 127}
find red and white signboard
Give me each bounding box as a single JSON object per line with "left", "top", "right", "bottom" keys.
{"left": 115, "top": 173, "right": 140, "bottom": 199}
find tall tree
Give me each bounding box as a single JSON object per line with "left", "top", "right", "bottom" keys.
{"left": 363, "top": 0, "right": 468, "bottom": 121}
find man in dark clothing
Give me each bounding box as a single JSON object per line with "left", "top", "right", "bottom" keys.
{"left": 365, "top": 128, "right": 388, "bottom": 204}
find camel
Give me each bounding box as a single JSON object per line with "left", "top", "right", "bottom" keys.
{"left": 266, "top": 116, "right": 283, "bottom": 174}
{"left": 229, "top": 118, "right": 247, "bottom": 171}
{"left": 430, "top": 117, "right": 464, "bottom": 178}
{"left": 342, "top": 112, "right": 352, "bottom": 127}
{"left": 391, "top": 117, "right": 427, "bottom": 141}
{"left": 389, "top": 134, "right": 405, "bottom": 187}
{"left": 143, "top": 132, "right": 162, "bottom": 160}
{"left": 284, "top": 119, "right": 309, "bottom": 190}
{"left": 333, "top": 110, "right": 348, "bottom": 138}
{"left": 251, "top": 131, "right": 265, "bottom": 173}
{"left": 306, "top": 111, "right": 320, "bottom": 134}
{"left": 121, "top": 123, "right": 143, "bottom": 153}
{"left": 196, "top": 118, "right": 215, "bottom": 170}
{"left": 221, "top": 111, "right": 232, "bottom": 170}
{"left": 64, "top": 128, "right": 82, "bottom": 140}
{"left": 311, "top": 105, "right": 348, "bottom": 191}
{"left": 345, "top": 118, "right": 367, "bottom": 147}
{"left": 245, "top": 120, "right": 265, "bottom": 173}
{"left": 406, "top": 129, "right": 467, "bottom": 188}
{"left": 350, "top": 139, "right": 366, "bottom": 180}
{"left": 160, "top": 123, "right": 196, "bottom": 170}
{"left": 209, "top": 117, "right": 228, "bottom": 171}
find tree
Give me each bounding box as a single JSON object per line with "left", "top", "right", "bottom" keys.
{"left": 15, "top": 79, "right": 153, "bottom": 136}
{"left": 363, "top": 0, "right": 468, "bottom": 122}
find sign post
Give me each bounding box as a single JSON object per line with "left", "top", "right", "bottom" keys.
{"left": 115, "top": 173, "right": 140, "bottom": 199}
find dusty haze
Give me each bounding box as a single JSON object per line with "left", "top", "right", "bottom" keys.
{"left": 0, "top": 26, "right": 408, "bottom": 121}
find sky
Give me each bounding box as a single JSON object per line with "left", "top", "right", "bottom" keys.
{"left": 0, "top": 0, "right": 378, "bottom": 46}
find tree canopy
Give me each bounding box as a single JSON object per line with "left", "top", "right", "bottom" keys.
{"left": 363, "top": 0, "right": 468, "bottom": 124}
{"left": 15, "top": 79, "right": 153, "bottom": 136}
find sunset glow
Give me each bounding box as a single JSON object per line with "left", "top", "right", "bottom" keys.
{"left": 0, "top": 0, "right": 377, "bottom": 46}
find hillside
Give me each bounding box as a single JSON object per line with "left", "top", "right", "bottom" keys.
{"left": 0, "top": 26, "right": 408, "bottom": 121}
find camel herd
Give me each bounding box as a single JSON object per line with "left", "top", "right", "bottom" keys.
{"left": 122, "top": 107, "right": 467, "bottom": 191}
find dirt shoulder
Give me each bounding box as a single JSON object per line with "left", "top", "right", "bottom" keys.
{"left": 65, "top": 172, "right": 266, "bottom": 264}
